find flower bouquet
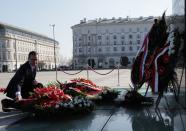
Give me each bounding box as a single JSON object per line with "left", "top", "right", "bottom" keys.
{"left": 128, "top": 12, "right": 183, "bottom": 107}
{"left": 97, "top": 86, "right": 120, "bottom": 102}
{"left": 19, "top": 86, "right": 94, "bottom": 118}
{"left": 57, "top": 78, "right": 119, "bottom": 102}
{"left": 123, "top": 90, "right": 154, "bottom": 106}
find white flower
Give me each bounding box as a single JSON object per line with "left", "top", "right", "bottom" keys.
{"left": 83, "top": 102, "right": 87, "bottom": 105}
{"left": 84, "top": 103, "right": 87, "bottom": 106}
{"left": 171, "top": 50, "right": 175, "bottom": 54}
{"left": 55, "top": 104, "right": 59, "bottom": 109}
{"left": 102, "top": 91, "right": 107, "bottom": 94}
{"left": 167, "top": 24, "right": 174, "bottom": 32}
{"left": 168, "top": 33, "right": 174, "bottom": 38}
{"left": 87, "top": 103, "right": 90, "bottom": 107}
{"left": 170, "top": 43, "right": 174, "bottom": 47}
{"left": 79, "top": 104, "right": 82, "bottom": 107}
{"left": 63, "top": 103, "right": 68, "bottom": 108}
{"left": 74, "top": 97, "right": 78, "bottom": 100}
{"left": 98, "top": 96, "right": 102, "bottom": 99}
{"left": 74, "top": 99, "right": 78, "bottom": 103}
{"left": 70, "top": 104, "right": 74, "bottom": 108}
{"left": 78, "top": 99, "right": 82, "bottom": 103}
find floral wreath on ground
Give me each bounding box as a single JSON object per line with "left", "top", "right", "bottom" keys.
{"left": 56, "top": 78, "right": 120, "bottom": 102}
{"left": 1, "top": 78, "right": 119, "bottom": 117}
{"left": 19, "top": 86, "right": 94, "bottom": 117}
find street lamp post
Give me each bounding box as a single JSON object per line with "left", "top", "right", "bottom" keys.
{"left": 14, "top": 38, "right": 18, "bottom": 71}
{"left": 50, "top": 24, "right": 57, "bottom": 80}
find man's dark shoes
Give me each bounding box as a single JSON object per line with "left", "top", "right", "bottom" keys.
{"left": 1, "top": 99, "right": 15, "bottom": 112}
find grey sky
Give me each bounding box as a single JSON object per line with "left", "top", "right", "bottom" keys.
{"left": 0, "top": 0, "right": 172, "bottom": 58}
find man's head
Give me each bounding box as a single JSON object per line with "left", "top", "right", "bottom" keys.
{"left": 28, "top": 51, "right": 38, "bottom": 66}
{"left": 154, "top": 19, "right": 158, "bottom": 24}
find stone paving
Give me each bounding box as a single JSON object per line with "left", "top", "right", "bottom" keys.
{"left": 0, "top": 69, "right": 132, "bottom": 88}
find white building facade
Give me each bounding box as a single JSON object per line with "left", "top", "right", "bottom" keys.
{"left": 72, "top": 17, "right": 155, "bottom": 69}
{"left": 0, "top": 22, "right": 60, "bottom": 72}
{"left": 172, "top": 0, "right": 185, "bottom": 16}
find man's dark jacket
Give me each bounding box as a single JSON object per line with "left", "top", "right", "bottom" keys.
{"left": 5, "top": 61, "right": 36, "bottom": 99}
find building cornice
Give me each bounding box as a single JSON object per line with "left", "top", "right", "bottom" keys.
{"left": 0, "top": 22, "right": 59, "bottom": 44}
{"left": 71, "top": 16, "right": 163, "bottom": 29}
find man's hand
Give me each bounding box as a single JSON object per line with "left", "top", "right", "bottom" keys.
{"left": 15, "top": 91, "right": 22, "bottom": 101}
{"left": 33, "top": 80, "right": 38, "bottom": 85}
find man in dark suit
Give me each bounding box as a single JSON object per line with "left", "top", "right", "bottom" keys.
{"left": 2, "top": 51, "right": 42, "bottom": 111}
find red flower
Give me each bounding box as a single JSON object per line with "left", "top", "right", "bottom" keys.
{"left": 145, "top": 70, "right": 151, "bottom": 80}
{"left": 163, "top": 54, "right": 170, "bottom": 63}
{"left": 0, "top": 88, "right": 6, "bottom": 93}
{"left": 28, "top": 86, "right": 72, "bottom": 109}
{"left": 158, "top": 66, "right": 165, "bottom": 75}
{"left": 71, "top": 78, "right": 97, "bottom": 87}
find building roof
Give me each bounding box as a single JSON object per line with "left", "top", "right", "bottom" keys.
{"left": 0, "top": 22, "right": 59, "bottom": 43}
{"left": 71, "top": 16, "right": 161, "bottom": 28}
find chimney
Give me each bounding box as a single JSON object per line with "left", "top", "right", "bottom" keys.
{"left": 84, "top": 18, "right": 86, "bottom": 22}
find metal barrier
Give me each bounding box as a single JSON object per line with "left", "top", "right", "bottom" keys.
{"left": 60, "top": 69, "right": 84, "bottom": 75}
{"left": 59, "top": 64, "right": 122, "bottom": 86}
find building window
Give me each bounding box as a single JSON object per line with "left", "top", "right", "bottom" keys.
{"left": 137, "top": 46, "right": 140, "bottom": 50}
{"left": 137, "top": 40, "right": 140, "bottom": 44}
{"left": 79, "top": 48, "right": 83, "bottom": 53}
{"left": 121, "top": 41, "right": 124, "bottom": 45}
{"left": 137, "top": 28, "right": 140, "bottom": 32}
{"left": 98, "top": 48, "right": 102, "bottom": 52}
{"left": 129, "top": 41, "right": 132, "bottom": 44}
{"left": 98, "top": 36, "right": 102, "bottom": 40}
{"left": 121, "top": 35, "right": 125, "bottom": 39}
{"left": 106, "top": 47, "right": 110, "bottom": 52}
{"left": 88, "top": 48, "right": 91, "bottom": 53}
{"left": 106, "top": 36, "right": 109, "bottom": 40}
{"left": 113, "top": 47, "right": 117, "bottom": 51}
{"left": 137, "top": 34, "right": 141, "bottom": 39}
{"left": 113, "top": 35, "right": 117, "bottom": 39}
{"left": 114, "top": 41, "right": 117, "bottom": 45}
{"left": 6, "top": 40, "right": 10, "bottom": 48}
{"left": 129, "top": 34, "right": 133, "bottom": 39}
{"left": 129, "top": 46, "right": 133, "bottom": 51}
{"left": 121, "top": 47, "right": 125, "bottom": 51}
{"left": 7, "top": 51, "right": 10, "bottom": 59}
{"left": 129, "top": 28, "right": 132, "bottom": 32}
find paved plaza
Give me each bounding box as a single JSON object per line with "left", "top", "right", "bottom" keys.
{"left": 0, "top": 69, "right": 133, "bottom": 88}
{"left": 0, "top": 69, "right": 185, "bottom": 131}
{"left": 1, "top": 68, "right": 185, "bottom": 88}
